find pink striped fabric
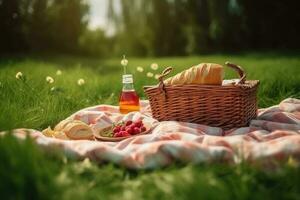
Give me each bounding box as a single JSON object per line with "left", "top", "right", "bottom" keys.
{"left": 6, "top": 98, "right": 300, "bottom": 169}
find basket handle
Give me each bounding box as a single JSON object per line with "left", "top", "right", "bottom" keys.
{"left": 156, "top": 67, "right": 173, "bottom": 96}
{"left": 225, "top": 62, "right": 246, "bottom": 84}
{"left": 158, "top": 67, "right": 173, "bottom": 81}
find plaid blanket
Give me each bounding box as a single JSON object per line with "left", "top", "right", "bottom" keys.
{"left": 8, "top": 98, "right": 300, "bottom": 169}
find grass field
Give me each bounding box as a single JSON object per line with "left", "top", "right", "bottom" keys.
{"left": 0, "top": 52, "right": 300, "bottom": 199}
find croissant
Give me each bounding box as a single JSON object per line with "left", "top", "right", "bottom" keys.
{"left": 164, "top": 63, "right": 224, "bottom": 85}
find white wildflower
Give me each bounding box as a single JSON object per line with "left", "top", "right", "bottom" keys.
{"left": 46, "top": 76, "right": 54, "bottom": 84}
{"left": 16, "top": 72, "right": 23, "bottom": 79}
{"left": 136, "top": 66, "right": 144, "bottom": 72}
{"left": 154, "top": 74, "right": 161, "bottom": 79}
{"left": 147, "top": 72, "right": 154, "bottom": 78}
{"left": 77, "top": 78, "right": 85, "bottom": 86}
{"left": 56, "top": 70, "right": 62, "bottom": 75}
{"left": 121, "top": 55, "right": 128, "bottom": 66}
{"left": 151, "top": 63, "right": 159, "bottom": 70}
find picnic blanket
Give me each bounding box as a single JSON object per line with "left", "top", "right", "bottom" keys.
{"left": 6, "top": 98, "right": 300, "bottom": 169}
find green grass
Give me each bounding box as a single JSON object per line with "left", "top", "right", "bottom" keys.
{"left": 0, "top": 52, "right": 300, "bottom": 199}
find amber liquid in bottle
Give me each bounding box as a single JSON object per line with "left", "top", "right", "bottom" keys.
{"left": 119, "top": 74, "right": 140, "bottom": 114}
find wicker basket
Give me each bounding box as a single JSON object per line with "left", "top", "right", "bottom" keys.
{"left": 144, "top": 62, "right": 260, "bottom": 130}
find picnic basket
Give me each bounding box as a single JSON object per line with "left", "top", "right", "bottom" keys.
{"left": 144, "top": 62, "right": 260, "bottom": 130}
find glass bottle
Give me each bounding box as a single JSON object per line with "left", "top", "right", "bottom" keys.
{"left": 119, "top": 74, "right": 140, "bottom": 114}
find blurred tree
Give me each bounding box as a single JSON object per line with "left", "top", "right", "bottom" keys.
{"left": 108, "top": 0, "right": 300, "bottom": 56}
{"left": 26, "top": 0, "right": 51, "bottom": 51}
{"left": 208, "top": 0, "right": 246, "bottom": 50}
{"left": 242, "top": 0, "right": 300, "bottom": 49}
{"left": 0, "top": 0, "right": 299, "bottom": 56}
{"left": 150, "top": 0, "right": 187, "bottom": 56}
{"left": 50, "top": 0, "right": 89, "bottom": 53}
{"left": 0, "top": 0, "right": 26, "bottom": 53}
{"left": 109, "top": 0, "right": 188, "bottom": 56}
{"left": 183, "top": 0, "right": 211, "bottom": 54}
{"left": 79, "top": 28, "right": 111, "bottom": 57}
{"left": 0, "top": 0, "right": 89, "bottom": 55}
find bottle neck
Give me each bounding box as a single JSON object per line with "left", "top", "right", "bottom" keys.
{"left": 122, "top": 74, "right": 135, "bottom": 91}
{"left": 122, "top": 82, "right": 134, "bottom": 91}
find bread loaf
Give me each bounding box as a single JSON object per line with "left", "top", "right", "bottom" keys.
{"left": 42, "top": 119, "right": 94, "bottom": 140}
{"left": 59, "top": 120, "right": 94, "bottom": 140}
{"left": 164, "top": 63, "right": 224, "bottom": 85}
{"left": 42, "top": 126, "right": 70, "bottom": 140}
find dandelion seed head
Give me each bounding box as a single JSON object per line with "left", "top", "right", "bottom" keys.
{"left": 121, "top": 55, "right": 128, "bottom": 67}
{"left": 136, "top": 66, "right": 144, "bottom": 72}
{"left": 151, "top": 63, "right": 159, "bottom": 70}
{"left": 16, "top": 72, "right": 23, "bottom": 79}
{"left": 77, "top": 78, "right": 85, "bottom": 86}
{"left": 56, "top": 70, "right": 62, "bottom": 75}
{"left": 147, "top": 72, "right": 154, "bottom": 78}
{"left": 46, "top": 76, "right": 54, "bottom": 84}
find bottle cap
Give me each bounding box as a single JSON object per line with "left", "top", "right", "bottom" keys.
{"left": 122, "top": 74, "right": 133, "bottom": 83}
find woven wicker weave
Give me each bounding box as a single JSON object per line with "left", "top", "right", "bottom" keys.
{"left": 144, "top": 62, "right": 259, "bottom": 130}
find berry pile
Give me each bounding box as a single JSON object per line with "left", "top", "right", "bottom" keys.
{"left": 113, "top": 120, "right": 146, "bottom": 137}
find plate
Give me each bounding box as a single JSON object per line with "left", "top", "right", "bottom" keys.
{"left": 94, "top": 121, "right": 152, "bottom": 142}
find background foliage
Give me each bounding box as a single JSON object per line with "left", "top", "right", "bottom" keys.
{"left": 109, "top": 0, "right": 299, "bottom": 56}
{"left": 0, "top": 0, "right": 89, "bottom": 54}
{"left": 0, "top": 0, "right": 299, "bottom": 57}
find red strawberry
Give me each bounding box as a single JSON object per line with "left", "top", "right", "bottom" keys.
{"left": 133, "top": 127, "right": 141, "bottom": 135}
{"left": 125, "top": 120, "right": 133, "bottom": 126}
{"left": 126, "top": 127, "right": 134, "bottom": 135}
{"left": 141, "top": 126, "right": 146, "bottom": 132}
{"left": 114, "top": 132, "right": 123, "bottom": 137}
{"left": 134, "top": 120, "right": 143, "bottom": 128}
{"left": 128, "top": 124, "right": 136, "bottom": 131}
{"left": 113, "top": 127, "right": 120, "bottom": 133}
{"left": 120, "top": 131, "right": 130, "bottom": 137}
{"left": 120, "top": 126, "right": 126, "bottom": 131}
